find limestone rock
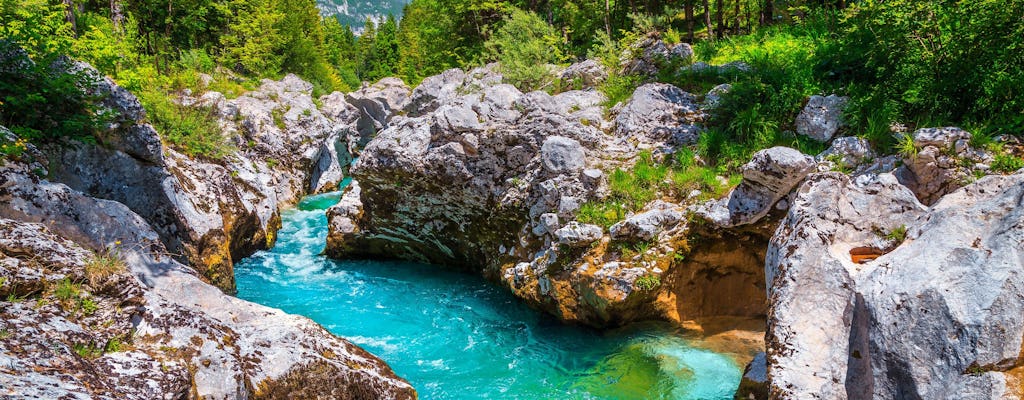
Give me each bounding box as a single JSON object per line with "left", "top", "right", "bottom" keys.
{"left": 816, "top": 136, "right": 877, "bottom": 174}
{"left": 702, "top": 83, "right": 731, "bottom": 110}
{"left": 609, "top": 201, "right": 684, "bottom": 242}
{"left": 614, "top": 83, "right": 703, "bottom": 147}
{"left": 695, "top": 147, "right": 816, "bottom": 228}
{"left": 766, "top": 171, "right": 1024, "bottom": 399}
{"left": 345, "top": 77, "right": 412, "bottom": 150}
{"left": 896, "top": 127, "right": 993, "bottom": 205}
{"left": 554, "top": 222, "right": 604, "bottom": 247}
{"left": 559, "top": 59, "right": 608, "bottom": 88}
{"left": 622, "top": 38, "right": 694, "bottom": 76}
{"left": 795, "top": 95, "right": 848, "bottom": 142}
{"left": 0, "top": 164, "right": 415, "bottom": 399}
{"left": 541, "top": 136, "right": 586, "bottom": 174}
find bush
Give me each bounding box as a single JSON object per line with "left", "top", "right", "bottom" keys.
{"left": 991, "top": 153, "right": 1024, "bottom": 174}
{"left": 485, "top": 8, "right": 568, "bottom": 91}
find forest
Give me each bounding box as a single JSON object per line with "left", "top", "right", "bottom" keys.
{"left": 1, "top": 0, "right": 1022, "bottom": 164}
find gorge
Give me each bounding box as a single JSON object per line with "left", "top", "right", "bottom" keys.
{"left": 3, "top": 1, "right": 1024, "bottom": 398}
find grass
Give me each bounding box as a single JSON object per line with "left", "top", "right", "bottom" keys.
{"left": 84, "top": 250, "right": 126, "bottom": 286}
{"left": 577, "top": 149, "right": 741, "bottom": 228}
{"left": 882, "top": 225, "right": 908, "bottom": 243}
{"left": 634, "top": 275, "right": 661, "bottom": 291}
{"left": 991, "top": 153, "right": 1024, "bottom": 173}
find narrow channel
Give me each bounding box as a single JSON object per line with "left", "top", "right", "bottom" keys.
{"left": 235, "top": 189, "right": 743, "bottom": 399}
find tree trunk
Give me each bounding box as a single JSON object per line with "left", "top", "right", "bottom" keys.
{"left": 702, "top": 0, "right": 713, "bottom": 39}
{"left": 605, "top": 0, "right": 612, "bottom": 38}
{"left": 715, "top": 0, "right": 724, "bottom": 38}
{"left": 63, "top": 0, "right": 77, "bottom": 36}
{"left": 733, "top": 0, "right": 740, "bottom": 34}
{"left": 685, "top": 0, "right": 694, "bottom": 42}
{"left": 110, "top": 0, "right": 124, "bottom": 32}
{"left": 762, "top": 0, "right": 774, "bottom": 26}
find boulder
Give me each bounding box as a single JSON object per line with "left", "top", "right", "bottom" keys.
{"left": 614, "top": 83, "right": 703, "bottom": 147}
{"left": 702, "top": 83, "right": 732, "bottom": 110}
{"left": 622, "top": 38, "right": 694, "bottom": 75}
{"left": 766, "top": 171, "right": 1024, "bottom": 399}
{"left": 554, "top": 222, "right": 604, "bottom": 247}
{"left": 896, "top": 127, "right": 993, "bottom": 205}
{"left": 345, "top": 77, "right": 412, "bottom": 149}
{"left": 695, "top": 147, "right": 816, "bottom": 228}
{"left": 609, "top": 201, "right": 684, "bottom": 242}
{"left": 541, "top": 136, "right": 586, "bottom": 174}
{"left": 559, "top": 59, "right": 608, "bottom": 88}
{"left": 795, "top": 95, "right": 848, "bottom": 142}
{"left": 816, "top": 136, "right": 876, "bottom": 173}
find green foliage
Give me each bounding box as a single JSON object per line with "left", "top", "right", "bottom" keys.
{"left": 484, "top": 8, "right": 568, "bottom": 91}
{"left": 577, "top": 201, "right": 626, "bottom": 229}
{"left": 598, "top": 73, "right": 642, "bottom": 108}
{"left": 823, "top": 0, "right": 1024, "bottom": 135}
{"left": 84, "top": 250, "right": 127, "bottom": 286}
{"left": 895, "top": 134, "right": 918, "bottom": 160}
{"left": 882, "top": 225, "right": 908, "bottom": 243}
{"left": 73, "top": 342, "right": 104, "bottom": 359}
{"left": 991, "top": 153, "right": 1024, "bottom": 174}
{"left": 53, "top": 278, "right": 81, "bottom": 303}
{"left": 634, "top": 275, "right": 661, "bottom": 291}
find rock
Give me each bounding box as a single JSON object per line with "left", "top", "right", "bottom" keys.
{"left": 702, "top": 83, "right": 731, "bottom": 110}
{"left": 736, "top": 352, "right": 768, "bottom": 400}
{"left": 541, "top": 136, "right": 586, "bottom": 174}
{"left": 407, "top": 68, "right": 468, "bottom": 116}
{"left": 913, "top": 126, "right": 972, "bottom": 148}
{"left": 559, "top": 59, "right": 608, "bottom": 88}
{"left": 795, "top": 95, "right": 848, "bottom": 142}
{"left": 766, "top": 171, "right": 1024, "bottom": 399}
{"left": 0, "top": 163, "right": 415, "bottom": 399}
{"left": 695, "top": 147, "right": 816, "bottom": 228}
{"left": 554, "top": 222, "right": 604, "bottom": 247}
{"left": 896, "top": 127, "right": 993, "bottom": 205}
{"left": 816, "top": 136, "right": 876, "bottom": 172}
{"left": 609, "top": 201, "right": 684, "bottom": 241}
{"left": 622, "top": 38, "right": 694, "bottom": 76}
{"left": 615, "top": 83, "right": 703, "bottom": 147}
{"left": 345, "top": 77, "right": 412, "bottom": 149}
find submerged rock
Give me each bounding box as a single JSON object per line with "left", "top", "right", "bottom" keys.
{"left": 766, "top": 171, "right": 1024, "bottom": 399}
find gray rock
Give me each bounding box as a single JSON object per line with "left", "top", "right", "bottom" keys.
{"left": 736, "top": 352, "right": 768, "bottom": 400}
{"left": 695, "top": 147, "right": 816, "bottom": 227}
{"left": 795, "top": 95, "right": 848, "bottom": 142}
{"left": 702, "top": 83, "right": 732, "bottom": 110}
{"left": 766, "top": 171, "right": 1024, "bottom": 399}
{"left": 541, "top": 136, "right": 586, "bottom": 174}
{"left": 554, "top": 222, "right": 604, "bottom": 247}
{"left": 913, "top": 126, "right": 972, "bottom": 148}
{"left": 615, "top": 83, "right": 703, "bottom": 147}
{"left": 609, "top": 201, "right": 683, "bottom": 241}
{"left": 345, "top": 77, "right": 412, "bottom": 148}
{"left": 897, "top": 127, "right": 992, "bottom": 205}
{"left": 0, "top": 163, "right": 415, "bottom": 399}
{"left": 407, "top": 68, "right": 467, "bottom": 116}
{"left": 559, "top": 59, "right": 608, "bottom": 88}
{"left": 816, "top": 136, "right": 876, "bottom": 172}
{"left": 622, "top": 39, "right": 694, "bottom": 76}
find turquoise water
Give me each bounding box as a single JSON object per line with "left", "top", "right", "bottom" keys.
{"left": 235, "top": 191, "right": 742, "bottom": 399}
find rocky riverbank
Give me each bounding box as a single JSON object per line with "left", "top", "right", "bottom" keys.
{"left": 0, "top": 63, "right": 416, "bottom": 398}
{"left": 323, "top": 41, "right": 1024, "bottom": 398}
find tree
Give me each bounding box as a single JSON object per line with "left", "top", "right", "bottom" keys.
{"left": 484, "top": 7, "right": 566, "bottom": 91}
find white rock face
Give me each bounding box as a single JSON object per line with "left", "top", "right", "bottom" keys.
{"left": 559, "top": 59, "right": 609, "bottom": 88}
{"left": 795, "top": 95, "right": 848, "bottom": 142}
{"left": 615, "top": 83, "right": 704, "bottom": 147}
{"left": 622, "top": 38, "right": 694, "bottom": 75}
{"left": 695, "top": 147, "right": 816, "bottom": 228}
{"left": 765, "top": 171, "right": 1024, "bottom": 399}
{"left": 554, "top": 222, "right": 604, "bottom": 247}
{"left": 541, "top": 136, "right": 586, "bottom": 174}
{"left": 0, "top": 162, "right": 415, "bottom": 399}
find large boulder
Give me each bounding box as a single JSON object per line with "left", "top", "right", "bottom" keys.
{"left": 614, "top": 83, "right": 704, "bottom": 148}
{"left": 345, "top": 77, "right": 412, "bottom": 149}
{"left": 795, "top": 95, "right": 848, "bottom": 142}
{"left": 694, "top": 147, "right": 816, "bottom": 228}
{"left": 766, "top": 171, "right": 1024, "bottom": 399}
{"left": 609, "top": 201, "right": 684, "bottom": 242}
{"left": 621, "top": 38, "right": 694, "bottom": 76}
{"left": 0, "top": 161, "right": 415, "bottom": 399}
{"left": 559, "top": 59, "right": 608, "bottom": 88}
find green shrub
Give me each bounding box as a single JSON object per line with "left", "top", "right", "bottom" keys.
{"left": 577, "top": 201, "right": 626, "bottom": 229}
{"left": 991, "top": 153, "right": 1024, "bottom": 173}
{"left": 484, "top": 8, "right": 568, "bottom": 91}
{"left": 883, "top": 224, "right": 908, "bottom": 243}
{"left": 634, "top": 275, "right": 661, "bottom": 291}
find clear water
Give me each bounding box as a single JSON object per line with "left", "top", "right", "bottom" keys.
{"left": 235, "top": 190, "right": 742, "bottom": 399}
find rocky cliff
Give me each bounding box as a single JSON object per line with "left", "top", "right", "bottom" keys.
{"left": 0, "top": 138, "right": 415, "bottom": 399}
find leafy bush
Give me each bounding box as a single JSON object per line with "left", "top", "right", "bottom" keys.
{"left": 485, "top": 8, "right": 568, "bottom": 91}
{"left": 634, "top": 275, "right": 661, "bottom": 291}
{"left": 991, "top": 154, "right": 1024, "bottom": 174}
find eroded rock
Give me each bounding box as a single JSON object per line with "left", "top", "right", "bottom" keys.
{"left": 795, "top": 95, "right": 848, "bottom": 142}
